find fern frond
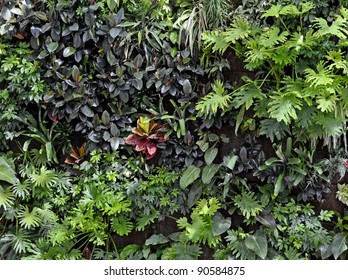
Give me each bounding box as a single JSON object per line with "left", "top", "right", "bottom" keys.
{"left": 196, "top": 198, "right": 221, "bottom": 216}
{"left": 196, "top": 80, "right": 232, "bottom": 118}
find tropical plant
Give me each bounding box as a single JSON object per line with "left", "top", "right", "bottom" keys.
{"left": 125, "top": 115, "right": 167, "bottom": 159}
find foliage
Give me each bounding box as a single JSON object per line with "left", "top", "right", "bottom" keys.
{"left": 125, "top": 116, "right": 167, "bottom": 159}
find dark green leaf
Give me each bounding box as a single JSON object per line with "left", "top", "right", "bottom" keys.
{"left": 183, "top": 79, "right": 192, "bottom": 95}
{"left": 255, "top": 211, "right": 276, "bottom": 229}
{"left": 187, "top": 186, "right": 202, "bottom": 208}
{"left": 212, "top": 212, "right": 231, "bottom": 236}
{"left": 332, "top": 233, "right": 348, "bottom": 259}
{"left": 145, "top": 234, "right": 169, "bottom": 246}
{"left": 245, "top": 230, "right": 268, "bottom": 259}
{"left": 204, "top": 147, "right": 218, "bottom": 165}
{"left": 115, "top": 8, "right": 124, "bottom": 25}
{"left": 134, "top": 54, "right": 143, "bottom": 70}
{"left": 110, "top": 123, "right": 119, "bottom": 137}
{"left": 34, "top": 11, "right": 48, "bottom": 21}
{"left": 202, "top": 164, "right": 219, "bottom": 184}
{"left": 63, "top": 47, "right": 76, "bottom": 57}
{"left": 107, "top": 0, "right": 117, "bottom": 11}
{"left": 69, "top": 23, "right": 79, "bottom": 32}
{"left": 80, "top": 105, "right": 94, "bottom": 117}
{"left": 30, "top": 26, "right": 41, "bottom": 38}
{"left": 180, "top": 165, "right": 201, "bottom": 189}
{"left": 102, "top": 110, "right": 110, "bottom": 125}
{"left": 47, "top": 42, "right": 59, "bottom": 53}
{"left": 71, "top": 65, "right": 80, "bottom": 83}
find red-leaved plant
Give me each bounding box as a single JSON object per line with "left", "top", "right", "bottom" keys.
{"left": 125, "top": 116, "right": 167, "bottom": 159}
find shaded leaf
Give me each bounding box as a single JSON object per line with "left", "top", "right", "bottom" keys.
{"left": 202, "top": 164, "right": 219, "bottom": 184}
{"left": 212, "top": 212, "right": 231, "bottom": 236}
{"left": 80, "top": 105, "right": 94, "bottom": 117}
{"left": 145, "top": 234, "right": 169, "bottom": 246}
{"left": 63, "top": 47, "right": 76, "bottom": 57}
{"left": 332, "top": 233, "right": 348, "bottom": 259}
{"left": 223, "top": 154, "right": 238, "bottom": 170}
{"left": 204, "top": 147, "right": 218, "bottom": 165}
{"left": 0, "top": 157, "right": 18, "bottom": 185}
{"left": 245, "top": 230, "right": 268, "bottom": 259}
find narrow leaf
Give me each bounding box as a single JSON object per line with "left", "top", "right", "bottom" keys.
{"left": 204, "top": 147, "right": 218, "bottom": 165}
{"left": 202, "top": 164, "right": 220, "bottom": 184}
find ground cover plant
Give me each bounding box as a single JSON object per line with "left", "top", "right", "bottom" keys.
{"left": 1, "top": 0, "right": 348, "bottom": 260}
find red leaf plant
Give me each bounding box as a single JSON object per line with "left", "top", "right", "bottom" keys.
{"left": 125, "top": 116, "right": 167, "bottom": 159}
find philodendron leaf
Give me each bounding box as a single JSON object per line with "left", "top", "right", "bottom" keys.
{"left": 180, "top": 165, "right": 201, "bottom": 189}
{"left": 202, "top": 164, "right": 219, "bottom": 184}
{"left": 255, "top": 211, "right": 276, "bottom": 229}
{"left": 0, "top": 157, "right": 18, "bottom": 185}
{"left": 245, "top": 230, "right": 268, "bottom": 259}
{"left": 223, "top": 154, "right": 238, "bottom": 170}
{"left": 204, "top": 146, "right": 218, "bottom": 165}
{"left": 212, "top": 212, "right": 231, "bottom": 236}
{"left": 145, "top": 234, "right": 169, "bottom": 246}
{"left": 332, "top": 233, "right": 348, "bottom": 259}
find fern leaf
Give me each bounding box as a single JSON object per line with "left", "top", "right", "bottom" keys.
{"left": 268, "top": 92, "right": 302, "bottom": 124}
{"left": 196, "top": 198, "right": 221, "bottom": 216}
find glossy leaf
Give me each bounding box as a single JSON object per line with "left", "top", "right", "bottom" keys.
{"left": 204, "top": 147, "right": 218, "bottom": 165}
{"left": 180, "top": 165, "right": 201, "bottom": 189}
{"left": 0, "top": 157, "right": 18, "bottom": 185}
{"left": 202, "top": 164, "right": 219, "bottom": 184}
{"left": 223, "top": 154, "right": 238, "bottom": 170}
{"left": 80, "top": 105, "right": 94, "bottom": 117}
{"left": 212, "top": 212, "right": 231, "bottom": 236}
{"left": 245, "top": 230, "right": 268, "bottom": 259}
{"left": 332, "top": 233, "right": 348, "bottom": 259}
{"left": 145, "top": 234, "right": 169, "bottom": 246}
{"left": 63, "top": 47, "right": 76, "bottom": 57}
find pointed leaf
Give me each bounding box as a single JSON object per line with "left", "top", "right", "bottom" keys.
{"left": 204, "top": 147, "right": 218, "bottom": 165}
{"left": 110, "top": 137, "right": 120, "bottom": 151}
{"left": 183, "top": 79, "right": 192, "bottom": 95}
{"left": 223, "top": 154, "right": 238, "bottom": 170}
{"left": 245, "top": 230, "right": 268, "bottom": 259}
{"left": 71, "top": 65, "right": 80, "bottom": 83}
{"left": 47, "top": 42, "right": 59, "bottom": 53}
{"left": 332, "top": 233, "right": 348, "bottom": 259}
{"left": 202, "top": 164, "right": 219, "bottom": 184}
{"left": 180, "top": 165, "right": 201, "bottom": 189}
{"left": 145, "top": 234, "right": 169, "bottom": 246}
{"left": 80, "top": 105, "right": 94, "bottom": 117}
{"left": 0, "top": 157, "right": 18, "bottom": 185}
{"left": 63, "top": 47, "right": 76, "bottom": 57}
{"left": 1, "top": 7, "right": 11, "bottom": 21}
{"left": 212, "top": 212, "right": 231, "bottom": 236}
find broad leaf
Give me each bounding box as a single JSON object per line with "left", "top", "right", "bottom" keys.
{"left": 223, "top": 154, "right": 238, "bottom": 170}
{"left": 0, "top": 157, "right": 18, "bottom": 185}
{"left": 245, "top": 230, "right": 268, "bottom": 259}
{"left": 202, "top": 164, "right": 219, "bottom": 184}
{"left": 145, "top": 234, "right": 169, "bottom": 246}
{"left": 204, "top": 147, "right": 218, "bottom": 165}
{"left": 63, "top": 47, "right": 76, "bottom": 57}
{"left": 332, "top": 233, "right": 348, "bottom": 259}
{"left": 212, "top": 212, "right": 231, "bottom": 236}
{"left": 180, "top": 165, "right": 201, "bottom": 189}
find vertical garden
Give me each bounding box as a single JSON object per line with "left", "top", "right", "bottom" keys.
{"left": 1, "top": 0, "right": 348, "bottom": 260}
